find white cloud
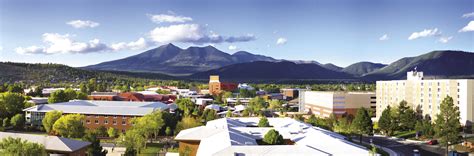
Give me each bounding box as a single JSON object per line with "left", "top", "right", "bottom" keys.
{"left": 379, "top": 34, "right": 389, "bottom": 41}
{"left": 228, "top": 45, "right": 237, "bottom": 50}
{"left": 66, "top": 20, "right": 99, "bottom": 28}
{"left": 16, "top": 33, "right": 110, "bottom": 54}
{"left": 276, "top": 37, "right": 287, "bottom": 45}
{"left": 148, "top": 14, "right": 192, "bottom": 24}
{"left": 148, "top": 24, "right": 256, "bottom": 44}
{"left": 111, "top": 37, "right": 149, "bottom": 51}
{"left": 459, "top": 21, "right": 474, "bottom": 32}
{"left": 408, "top": 28, "right": 440, "bottom": 40}
{"left": 462, "top": 12, "right": 474, "bottom": 18}
{"left": 438, "top": 36, "right": 453, "bottom": 43}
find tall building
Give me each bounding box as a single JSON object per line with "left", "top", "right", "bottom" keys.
{"left": 376, "top": 71, "right": 474, "bottom": 125}
{"left": 300, "top": 91, "right": 376, "bottom": 118}
{"left": 208, "top": 75, "right": 238, "bottom": 95}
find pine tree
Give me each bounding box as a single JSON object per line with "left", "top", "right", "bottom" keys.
{"left": 398, "top": 101, "right": 417, "bottom": 131}
{"left": 378, "top": 106, "right": 394, "bottom": 136}
{"left": 351, "top": 107, "right": 373, "bottom": 143}
{"left": 434, "top": 96, "right": 461, "bottom": 155}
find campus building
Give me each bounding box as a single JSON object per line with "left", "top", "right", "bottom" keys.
{"left": 23, "top": 100, "right": 170, "bottom": 133}
{"left": 174, "top": 117, "right": 369, "bottom": 156}
{"left": 300, "top": 91, "right": 376, "bottom": 118}
{"left": 0, "top": 132, "right": 91, "bottom": 156}
{"left": 376, "top": 71, "right": 474, "bottom": 125}
{"left": 208, "top": 75, "right": 238, "bottom": 95}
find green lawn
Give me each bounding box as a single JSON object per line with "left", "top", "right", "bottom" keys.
{"left": 138, "top": 143, "right": 169, "bottom": 156}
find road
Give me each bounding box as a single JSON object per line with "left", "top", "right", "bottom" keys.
{"left": 359, "top": 136, "right": 445, "bottom": 156}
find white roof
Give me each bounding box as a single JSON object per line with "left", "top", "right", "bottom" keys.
{"left": 175, "top": 117, "right": 369, "bottom": 156}
{"left": 0, "top": 132, "right": 90, "bottom": 152}
{"left": 205, "top": 104, "right": 221, "bottom": 111}
{"left": 23, "top": 100, "right": 170, "bottom": 116}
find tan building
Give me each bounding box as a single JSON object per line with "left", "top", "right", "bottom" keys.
{"left": 208, "top": 75, "right": 238, "bottom": 95}
{"left": 300, "top": 91, "right": 376, "bottom": 118}
{"left": 376, "top": 71, "right": 474, "bottom": 125}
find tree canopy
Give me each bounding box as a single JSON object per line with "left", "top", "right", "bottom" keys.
{"left": 0, "top": 92, "right": 27, "bottom": 119}
{"left": 0, "top": 137, "right": 46, "bottom": 156}
{"left": 351, "top": 107, "right": 373, "bottom": 143}
{"left": 42, "top": 111, "right": 62, "bottom": 134}
{"left": 263, "top": 129, "right": 284, "bottom": 145}
{"left": 52, "top": 114, "right": 86, "bottom": 138}
{"left": 434, "top": 96, "right": 461, "bottom": 153}
{"left": 258, "top": 117, "right": 270, "bottom": 127}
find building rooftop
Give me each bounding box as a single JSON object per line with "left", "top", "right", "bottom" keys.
{"left": 175, "top": 117, "right": 369, "bottom": 156}
{"left": 0, "top": 132, "right": 90, "bottom": 153}
{"left": 23, "top": 100, "right": 170, "bottom": 116}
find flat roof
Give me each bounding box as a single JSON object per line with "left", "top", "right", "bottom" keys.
{"left": 23, "top": 100, "right": 170, "bottom": 116}
{"left": 0, "top": 132, "right": 90, "bottom": 152}
{"left": 175, "top": 117, "right": 369, "bottom": 156}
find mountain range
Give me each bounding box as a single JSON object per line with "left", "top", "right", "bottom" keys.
{"left": 84, "top": 43, "right": 276, "bottom": 76}
{"left": 82, "top": 44, "right": 474, "bottom": 82}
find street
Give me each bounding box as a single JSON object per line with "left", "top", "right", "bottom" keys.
{"left": 361, "top": 136, "right": 445, "bottom": 156}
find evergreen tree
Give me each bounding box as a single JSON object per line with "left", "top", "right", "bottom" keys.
{"left": 351, "top": 107, "right": 373, "bottom": 143}
{"left": 398, "top": 101, "right": 417, "bottom": 131}
{"left": 378, "top": 106, "right": 395, "bottom": 136}
{"left": 83, "top": 130, "right": 108, "bottom": 156}
{"left": 434, "top": 96, "right": 461, "bottom": 155}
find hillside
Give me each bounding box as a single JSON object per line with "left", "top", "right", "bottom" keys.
{"left": 84, "top": 43, "right": 277, "bottom": 75}
{"left": 362, "top": 50, "right": 474, "bottom": 80}
{"left": 188, "top": 61, "right": 354, "bottom": 81}
{"left": 342, "top": 62, "right": 387, "bottom": 77}
{"left": 0, "top": 62, "right": 178, "bottom": 84}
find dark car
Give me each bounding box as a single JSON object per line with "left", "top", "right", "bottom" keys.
{"left": 427, "top": 139, "right": 438, "bottom": 145}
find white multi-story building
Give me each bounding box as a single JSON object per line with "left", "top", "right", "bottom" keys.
{"left": 300, "top": 91, "right": 376, "bottom": 118}
{"left": 376, "top": 71, "right": 474, "bottom": 125}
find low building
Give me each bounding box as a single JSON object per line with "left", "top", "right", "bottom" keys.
{"left": 238, "top": 83, "right": 254, "bottom": 90}
{"left": 27, "top": 97, "right": 49, "bottom": 105}
{"left": 23, "top": 100, "right": 170, "bottom": 133}
{"left": 0, "top": 132, "right": 91, "bottom": 156}
{"left": 262, "top": 93, "right": 285, "bottom": 100}
{"left": 300, "top": 91, "right": 376, "bottom": 118}
{"left": 281, "top": 88, "right": 300, "bottom": 100}
{"left": 89, "top": 92, "right": 176, "bottom": 103}
{"left": 174, "top": 117, "right": 369, "bottom": 156}
{"left": 225, "top": 98, "right": 251, "bottom": 107}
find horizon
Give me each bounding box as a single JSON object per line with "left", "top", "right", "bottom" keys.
{"left": 0, "top": 0, "right": 473, "bottom": 67}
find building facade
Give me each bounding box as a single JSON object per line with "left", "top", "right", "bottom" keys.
{"left": 23, "top": 100, "right": 170, "bottom": 133}
{"left": 376, "top": 71, "right": 474, "bottom": 125}
{"left": 208, "top": 75, "right": 238, "bottom": 95}
{"left": 300, "top": 91, "right": 376, "bottom": 118}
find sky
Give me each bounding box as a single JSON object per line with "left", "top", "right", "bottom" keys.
{"left": 0, "top": 0, "right": 473, "bottom": 67}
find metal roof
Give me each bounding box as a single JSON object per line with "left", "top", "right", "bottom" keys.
{"left": 23, "top": 100, "right": 170, "bottom": 116}
{"left": 0, "top": 132, "right": 90, "bottom": 152}
{"left": 175, "top": 117, "right": 370, "bottom": 156}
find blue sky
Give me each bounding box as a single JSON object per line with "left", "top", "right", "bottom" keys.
{"left": 0, "top": 0, "right": 473, "bottom": 67}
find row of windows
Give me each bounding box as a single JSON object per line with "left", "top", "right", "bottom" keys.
{"left": 86, "top": 115, "right": 128, "bottom": 119}
{"left": 85, "top": 119, "right": 127, "bottom": 125}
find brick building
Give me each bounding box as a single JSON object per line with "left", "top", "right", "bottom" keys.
{"left": 208, "top": 75, "right": 238, "bottom": 95}
{"left": 24, "top": 100, "right": 170, "bottom": 133}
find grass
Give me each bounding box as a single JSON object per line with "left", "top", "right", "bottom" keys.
{"left": 138, "top": 143, "right": 167, "bottom": 156}
{"left": 393, "top": 130, "right": 416, "bottom": 139}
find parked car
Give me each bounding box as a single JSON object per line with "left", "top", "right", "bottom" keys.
{"left": 427, "top": 139, "right": 438, "bottom": 145}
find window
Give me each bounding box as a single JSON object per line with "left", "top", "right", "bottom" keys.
{"left": 86, "top": 120, "right": 90, "bottom": 124}
{"left": 121, "top": 129, "right": 126, "bottom": 133}
{"left": 105, "top": 115, "right": 109, "bottom": 118}
{"left": 104, "top": 120, "right": 108, "bottom": 124}
{"left": 113, "top": 120, "right": 117, "bottom": 125}
{"left": 95, "top": 120, "right": 99, "bottom": 124}
{"left": 122, "top": 116, "right": 127, "bottom": 119}
{"left": 122, "top": 120, "right": 126, "bottom": 125}
{"left": 114, "top": 116, "right": 117, "bottom": 119}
